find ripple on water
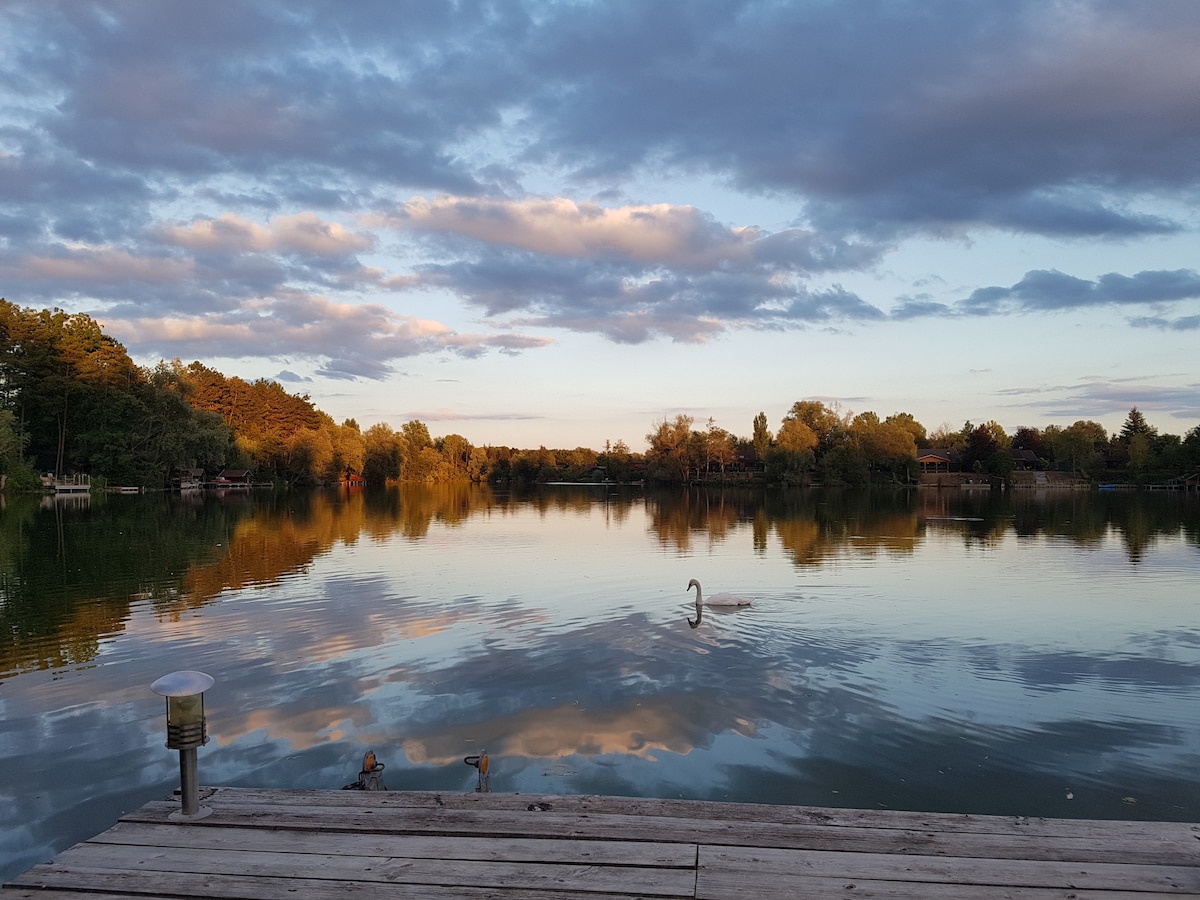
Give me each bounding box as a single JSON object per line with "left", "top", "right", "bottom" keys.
{"left": 5, "top": 486, "right": 1200, "bottom": 889}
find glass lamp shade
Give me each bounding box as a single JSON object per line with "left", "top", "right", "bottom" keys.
{"left": 151, "top": 671, "right": 214, "bottom": 750}
{"left": 166, "top": 692, "right": 204, "bottom": 727}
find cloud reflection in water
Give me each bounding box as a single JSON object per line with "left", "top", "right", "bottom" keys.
{"left": 1, "top": 485, "right": 1199, "bottom": 882}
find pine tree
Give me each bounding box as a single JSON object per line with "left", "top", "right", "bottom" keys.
{"left": 1119, "top": 407, "right": 1154, "bottom": 442}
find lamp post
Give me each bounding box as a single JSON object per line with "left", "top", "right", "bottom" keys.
{"left": 151, "top": 670, "right": 215, "bottom": 822}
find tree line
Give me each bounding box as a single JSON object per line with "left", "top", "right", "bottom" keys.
{"left": 3, "top": 299, "right": 1198, "bottom": 489}
{"left": 645, "top": 403, "right": 1200, "bottom": 486}
{"left": 0, "top": 299, "right": 620, "bottom": 488}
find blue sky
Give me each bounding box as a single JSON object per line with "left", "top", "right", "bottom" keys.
{"left": 2, "top": 1, "right": 1197, "bottom": 449}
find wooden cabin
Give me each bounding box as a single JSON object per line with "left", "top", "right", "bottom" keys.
{"left": 1008, "top": 448, "right": 1039, "bottom": 470}
{"left": 916, "top": 448, "right": 960, "bottom": 473}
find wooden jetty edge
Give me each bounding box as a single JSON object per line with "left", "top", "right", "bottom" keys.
{"left": 5, "top": 787, "right": 1199, "bottom": 899}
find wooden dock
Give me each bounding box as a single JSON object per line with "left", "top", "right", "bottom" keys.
{"left": 5, "top": 787, "right": 1199, "bottom": 898}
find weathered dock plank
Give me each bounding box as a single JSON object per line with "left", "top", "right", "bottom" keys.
{"left": 5, "top": 869, "right": 654, "bottom": 900}
{"left": 197, "top": 786, "right": 1200, "bottom": 844}
{"left": 88, "top": 821, "right": 696, "bottom": 867}
{"left": 35, "top": 842, "right": 697, "bottom": 897}
{"left": 699, "top": 845, "right": 1200, "bottom": 896}
{"left": 5, "top": 787, "right": 1199, "bottom": 899}
{"left": 119, "top": 796, "right": 1200, "bottom": 866}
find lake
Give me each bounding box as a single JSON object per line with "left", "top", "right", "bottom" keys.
{"left": 2, "top": 484, "right": 1199, "bottom": 880}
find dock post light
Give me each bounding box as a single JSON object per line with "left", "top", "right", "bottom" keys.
{"left": 150, "top": 670, "right": 215, "bottom": 822}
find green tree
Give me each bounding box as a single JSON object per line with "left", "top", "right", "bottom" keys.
{"left": 983, "top": 420, "right": 1011, "bottom": 449}
{"left": 138, "top": 361, "right": 233, "bottom": 483}
{"left": 0, "top": 407, "right": 37, "bottom": 487}
{"left": 751, "top": 411, "right": 772, "bottom": 461}
{"left": 1182, "top": 425, "right": 1200, "bottom": 468}
{"left": 820, "top": 442, "right": 870, "bottom": 485}
{"left": 957, "top": 421, "right": 1010, "bottom": 473}
{"left": 1154, "top": 432, "right": 1184, "bottom": 470}
{"left": 1115, "top": 407, "right": 1158, "bottom": 475}
{"left": 0, "top": 408, "right": 23, "bottom": 468}
{"left": 284, "top": 426, "right": 333, "bottom": 485}
{"left": 764, "top": 443, "right": 814, "bottom": 485}
{"left": 1127, "top": 432, "right": 1153, "bottom": 475}
{"left": 1051, "top": 420, "right": 1108, "bottom": 475}
{"left": 987, "top": 448, "right": 1015, "bottom": 479}
{"left": 884, "top": 411, "right": 926, "bottom": 447}
{"left": 363, "top": 423, "right": 404, "bottom": 482}
{"left": 0, "top": 301, "right": 143, "bottom": 476}
{"left": 509, "top": 449, "right": 540, "bottom": 483}
{"left": 598, "top": 439, "right": 636, "bottom": 482}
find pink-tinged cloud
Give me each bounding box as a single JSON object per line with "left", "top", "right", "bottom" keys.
{"left": 401, "top": 407, "right": 544, "bottom": 423}
{"left": 370, "top": 196, "right": 762, "bottom": 269}
{"left": 508, "top": 308, "right": 725, "bottom": 346}
{"left": 101, "top": 292, "right": 549, "bottom": 378}
{"left": 16, "top": 246, "right": 194, "bottom": 283}
{"left": 439, "top": 332, "right": 554, "bottom": 358}
{"left": 110, "top": 298, "right": 449, "bottom": 349}
{"left": 157, "top": 212, "right": 373, "bottom": 256}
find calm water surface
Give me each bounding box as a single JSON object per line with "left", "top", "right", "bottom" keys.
{"left": 2, "top": 484, "right": 1199, "bottom": 879}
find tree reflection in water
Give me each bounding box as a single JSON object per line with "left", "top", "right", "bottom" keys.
{"left": 1, "top": 484, "right": 1199, "bottom": 883}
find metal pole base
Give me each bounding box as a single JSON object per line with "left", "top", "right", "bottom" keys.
{"left": 168, "top": 805, "right": 213, "bottom": 822}
{"left": 170, "top": 747, "right": 212, "bottom": 823}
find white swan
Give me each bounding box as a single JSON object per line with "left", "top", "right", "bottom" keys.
{"left": 687, "top": 578, "right": 751, "bottom": 627}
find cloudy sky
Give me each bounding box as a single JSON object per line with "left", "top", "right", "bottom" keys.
{"left": 2, "top": 1, "right": 1198, "bottom": 448}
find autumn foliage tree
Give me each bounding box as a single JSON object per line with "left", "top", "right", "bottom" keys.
{"left": 5, "top": 300, "right": 1198, "bottom": 490}
{"left": 848, "top": 411, "right": 920, "bottom": 481}
{"left": 645, "top": 414, "right": 697, "bottom": 482}
{"left": 767, "top": 411, "right": 818, "bottom": 485}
